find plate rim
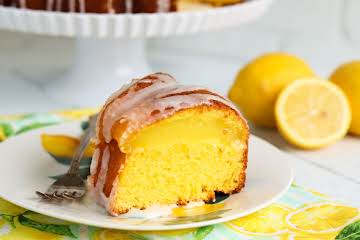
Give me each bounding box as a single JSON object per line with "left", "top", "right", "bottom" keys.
{"left": 0, "top": 121, "right": 293, "bottom": 231}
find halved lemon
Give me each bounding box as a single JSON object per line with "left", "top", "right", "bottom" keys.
{"left": 226, "top": 204, "right": 292, "bottom": 236}
{"left": 286, "top": 202, "right": 359, "bottom": 235}
{"left": 275, "top": 78, "right": 351, "bottom": 149}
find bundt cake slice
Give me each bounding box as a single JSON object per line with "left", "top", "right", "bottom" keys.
{"left": 88, "top": 73, "right": 249, "bottom": 216}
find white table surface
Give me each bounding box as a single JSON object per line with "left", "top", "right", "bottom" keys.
{"left": 0, "top": 37, "right": 359, "bottom": 208}
{"left": 253, "top": 126, "right": 360, "bottom": 207}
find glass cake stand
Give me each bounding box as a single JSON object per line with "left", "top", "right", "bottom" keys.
{"left": 0, "top": 0, "right": 273, "bottom": 107}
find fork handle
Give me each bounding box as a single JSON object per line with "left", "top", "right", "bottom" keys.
{"left": 68, "top": 115, "right": 97, "bottom": 175}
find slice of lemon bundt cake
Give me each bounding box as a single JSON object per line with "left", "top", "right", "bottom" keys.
{"left": 88, "top": 73, "right": 249, "bottom": 216}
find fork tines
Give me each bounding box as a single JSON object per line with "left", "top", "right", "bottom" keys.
{"left": 36, "top": 191, "right": 78, "bottom": 201}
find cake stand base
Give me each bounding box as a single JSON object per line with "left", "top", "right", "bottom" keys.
{"left": 44, "top": 38, "right": 151, "bottom": 107}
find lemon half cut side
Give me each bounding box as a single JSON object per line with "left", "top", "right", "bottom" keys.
{"left": 275, "top": 78, "right": 351, "bottom": 149}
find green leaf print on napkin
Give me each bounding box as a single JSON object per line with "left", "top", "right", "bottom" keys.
{"left": 0, "top": 113, "right": 63, "bottom": 140}
{"left": 193, "top": 225, "right": 214, "bottom": 240}
{"left": 16, "top": 122, "right": 56, "bottom": 134}
{"left": 336, "top": 220, "right": 360, "bottom": 240}
{"left": 18, "top": 213, "right": 76, "bottom": 238}
{"left": 127, "top": 233, "right": 151, "bottom": 240}
{"left": 0, "top": 123, "right": 14, "bottom": 140}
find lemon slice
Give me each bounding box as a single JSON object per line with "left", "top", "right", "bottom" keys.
{"left": 287, "top": 232, "right": 338, "bottom": 240}
{"left": 275, "top": 78, "right": 351, "bottom": 149}
{"left": 286, "top": 203, "right": 359, "bottom": 234}
{"left": 226, "top": 204, "right": 292, "bottom": 235}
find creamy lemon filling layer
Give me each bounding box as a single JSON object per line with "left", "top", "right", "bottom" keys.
{"left": 110, "top": 107, "right": 247, "bottom": 212}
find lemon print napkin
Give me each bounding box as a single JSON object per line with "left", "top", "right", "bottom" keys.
{"left": 0, "top": 110, "right": 359, "bottom": 240}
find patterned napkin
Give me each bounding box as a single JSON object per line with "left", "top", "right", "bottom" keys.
{"left": 0, "top": 110, "right": 359, "bottom": 240}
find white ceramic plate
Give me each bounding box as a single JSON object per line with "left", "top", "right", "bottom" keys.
{"left": 0, "top": 121, "right": 292, "bottom": 231}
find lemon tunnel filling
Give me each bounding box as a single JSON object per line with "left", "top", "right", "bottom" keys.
{"left": 108, "top": 107, "right": 248, "bottom": 214}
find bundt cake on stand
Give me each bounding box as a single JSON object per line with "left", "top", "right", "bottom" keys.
{"left": 1, "top": 0, "right": 248, "bottom": 13}
{"left": 88, "top": 72, "right": 249, "bottom": 215}
{"left": 5, "top": 0, "right": 177, "bottom": 13}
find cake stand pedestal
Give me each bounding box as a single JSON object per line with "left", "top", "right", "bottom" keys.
{"left": 46, "top": 38, "right": 151, "bottom": 106}
{"left": 0, "top": 0, "right": 273, "bottom": 107}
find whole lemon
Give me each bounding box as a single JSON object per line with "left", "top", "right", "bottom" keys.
{"left": 228, "top": 53, "right": 315, "bottom": 127}
{"left": 330, "top": 61, "right": 360, "bottom": 136}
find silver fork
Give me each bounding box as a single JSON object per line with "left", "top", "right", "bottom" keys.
{"left": 36, "top": 114, "right": 97, "bottom": 201}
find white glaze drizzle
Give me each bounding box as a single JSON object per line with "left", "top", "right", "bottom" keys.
{"left": 102, "top": 82, "right": 179, "bottom": 143}
{"left": 89, "top": 149, "right": 100, "bottom": 179}
{"left": 55, "top": 0, "right": 61, "bottom": 11}
{"left": 156, "top": 85, "right": 220, "bottom": 98}
{"left": 10, "top": 0, "right": 173, "bottom": 13}
{"left": 18, "top": 0, "right": 86, "bottom": 12}
{"left": 107, "top": 0, "right": 114, "bottom": 13}
{"left": 121, "top": 201, "right": 204, "bottom": 219}
{"left": 106, "top": 173, "right": 120, "bottom": 215}
{"left": 46, "top": 0, "right": 53, "bottom": 10}
{"left": 125, "top": 0, "right": 132, "bottom": 13}
{"left": 19, "top": 0, "right": 26, "bottom": 8}
{"left": 78, "top": 0, "right": 85, "bottom": 13}
{"left": 92, "top": 145, "right": 110, "bottom": 207}
{"left": 157, "top": 0, "right": 171, "bottom": 12}
{"left": 69, "top": 0, "right": 75, "bottom": 12}
{"left": 87, "top": 148, "right": 100, "bottom": 204}
{"left": 100, "top": 73, "right": 177, "bottom": 143}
